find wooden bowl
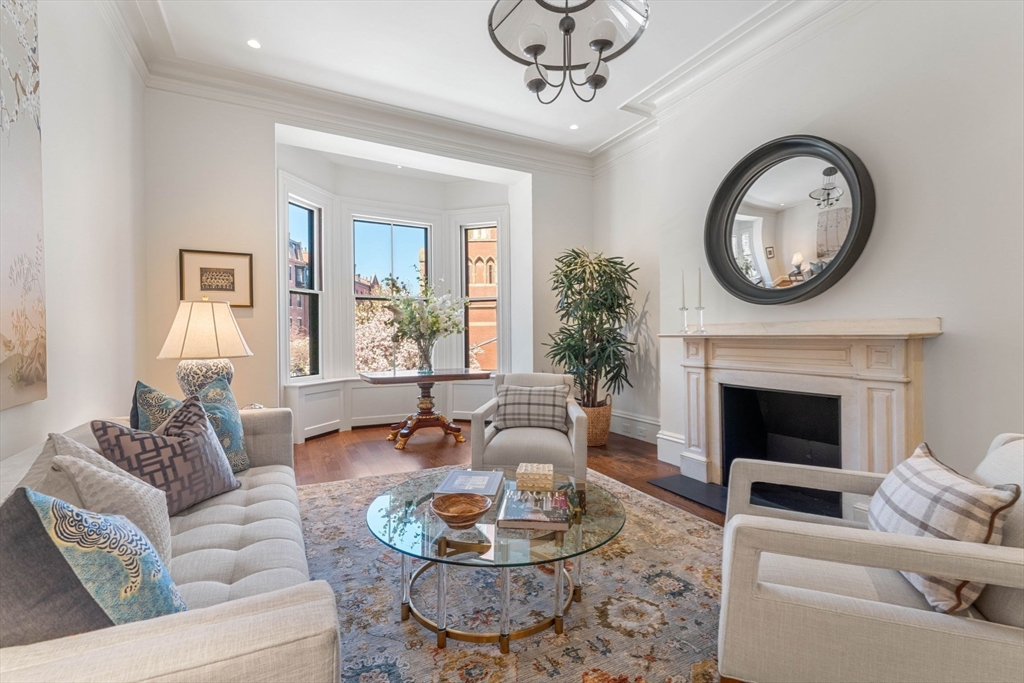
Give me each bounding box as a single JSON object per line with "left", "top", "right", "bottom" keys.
{"left": 430, "top": 493, "right": 492, "bottom": 530}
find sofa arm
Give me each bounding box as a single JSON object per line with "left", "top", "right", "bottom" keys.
{"left": 726, "top": 458, "right": 887, "bottom": 526}
{"left": 471, "top": 398, "right": 498, "bottom": 467}
{"left": 725, "top": 514, "right": 1024, "bottom": 590}
{"left": 0, "top": 581, "right": 340, "bottom": 683}
{"left": 566, "top": 399, "right": 588, "bottom": 482}
{"left": 241, "top": 408, "right": 295, "bottom": 469}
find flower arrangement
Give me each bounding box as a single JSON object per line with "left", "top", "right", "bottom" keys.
{"left": 385, "top": 278, "right": 467, "bottom": 373}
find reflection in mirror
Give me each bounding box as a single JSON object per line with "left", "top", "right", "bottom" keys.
{"left": 731, "top": 157, "right": 852, "bottom": 289}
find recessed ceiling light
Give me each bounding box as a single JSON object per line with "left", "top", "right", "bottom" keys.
{"left": 396, "top": 165, "right": 403, "bottom": 169}
{"left": 780, "top": 203, "right": 785, "bottom": 206}
{"left": 569, "top": 124, "right": 579, "bottom": 130}
{"left": 247, "top": 39, "right": 261, "bottom": 49}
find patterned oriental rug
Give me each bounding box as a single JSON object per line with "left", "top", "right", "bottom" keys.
{"left": 298, "top": 468, "right": 723, "bottom": 683}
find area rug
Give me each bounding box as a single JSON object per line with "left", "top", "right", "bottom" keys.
{"left": 298, "top": 468, "right": 723, "bottom": 683}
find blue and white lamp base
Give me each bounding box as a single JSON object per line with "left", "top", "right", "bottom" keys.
{"left": 176, "top": 358, "right": 234, "bottom": 397}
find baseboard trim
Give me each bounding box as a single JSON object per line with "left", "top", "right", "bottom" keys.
{"left": 609, "top": 410, "right": 659, "bottom": 444}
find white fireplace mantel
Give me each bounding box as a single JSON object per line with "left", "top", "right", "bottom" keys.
{"left": 657, "top": 318, "right": 942, "bottom": 484}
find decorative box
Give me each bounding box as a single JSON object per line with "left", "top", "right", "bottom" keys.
{"left": 515, "top": 463, "right": 554, "bottom": 491}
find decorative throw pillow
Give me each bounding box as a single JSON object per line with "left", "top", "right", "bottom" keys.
{"left": 0, "top": 488, "right": 186, "bottom": 647}
{"left": 37, "top": 433, "right": 133, "bottom": 508}
{"left": 131, "top": 379, "right": 249, "bottom": 472}
{"left": 868, "top": 443, "right": 1022, "bottom": 613}
{"left": 493, "top": 384, "right": 570, "bottom": 433}
{"left": 51, "top": 456, "right": 172, "bottom": 564}
{"left": 94, "top": 397, "right": 240, "bottom": 516}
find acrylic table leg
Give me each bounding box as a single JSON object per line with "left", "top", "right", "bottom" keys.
{"left": 436, "top": 561, "right": 448, "bottom": 648}
{"left": 554, "top": 559, "right": 564, "bottom": 634}
{"left": 572, "top": 554, "right": 583, "bottom": 603}
{"left": 499, "top": 566, "right": 511, "bottom": 654}
{"left": 400, "top": 554, "right": 410, "bottom": 620}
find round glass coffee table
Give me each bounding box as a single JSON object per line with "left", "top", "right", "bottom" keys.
{"left": 366, "top": 468, "right": 626, "bottom": 653}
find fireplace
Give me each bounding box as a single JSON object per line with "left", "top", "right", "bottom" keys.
{"left": 721, "top": 385, "right": 842, "bottom": 517}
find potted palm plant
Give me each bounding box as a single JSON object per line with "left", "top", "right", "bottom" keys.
{"left": 545, "top": 248, "right": 638, "bottom": 446}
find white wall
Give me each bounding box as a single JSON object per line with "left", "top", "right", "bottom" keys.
{"left": 593, "top": 139, "right": 660, "bottom": 439}
{"left": 602, "top": 1, "right": 1023, "bottom": 473}
{"left": 1, "top": 2, "right": 146, "bottom": 456}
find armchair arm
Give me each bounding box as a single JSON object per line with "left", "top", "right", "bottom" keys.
{"left": 726, "top": 458, "right": 887, "bottom": 526}
{"left": 471, "top": 398, "right": 499, "bottom": 467}
{"left": 240, "top": 408, "right": 294, "bottom": 469}
{"left": 566, "top": 399, "right": 588, "bottom": 481}
{"left": 725, "top": 514, "right": 1024, "bottom": 590}
{"left": 0, "top": 581, "right": 340, "bottom": 683}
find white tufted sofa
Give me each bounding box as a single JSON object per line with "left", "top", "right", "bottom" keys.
{"left": 0, "top": 409, "right": 340, "bottom": 683}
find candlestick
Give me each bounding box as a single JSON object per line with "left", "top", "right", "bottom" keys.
{"left": 679, "top": 306, "right": 689, "bottom": 334}
{"left": 698, "top": 267, "right": 703, "bottom": 308}
{"left": 695, "top": 306, "right": 707, "bottom": 335}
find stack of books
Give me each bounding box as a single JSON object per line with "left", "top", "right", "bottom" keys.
{"left": 432, "top": 470, "right": 504, "bottom": 501}
{"left": 496, "top": 488, "right": 572, "bottom": 531}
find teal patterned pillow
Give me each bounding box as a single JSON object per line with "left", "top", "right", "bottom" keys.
{"left": 131, "top": 379, "right": 250, "bottom": 472}
{"left": 0, "top": 489, "right": 187, "bottom": 646}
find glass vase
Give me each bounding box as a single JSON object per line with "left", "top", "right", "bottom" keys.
{"left": 417, "top": 339, "right": 435, "bottom": 374}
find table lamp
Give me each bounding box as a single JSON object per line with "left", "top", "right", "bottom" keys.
{"left": 157, "top": 299, "right": 253, "bottom": 396}
{"left": 791, "top": 252, "right": 804, "bottom": 274}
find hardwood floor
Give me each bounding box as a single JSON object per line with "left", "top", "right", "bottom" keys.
{"left": 294, "top": 422, "right": 724, "bottom": 525}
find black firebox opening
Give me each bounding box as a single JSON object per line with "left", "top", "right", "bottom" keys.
{"left": 722, "top": 385, "right": 842, "bottom": 517}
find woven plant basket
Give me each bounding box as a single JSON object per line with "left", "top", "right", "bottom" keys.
{"left": 582, "top": 395, "right": 612, "bottom": 447}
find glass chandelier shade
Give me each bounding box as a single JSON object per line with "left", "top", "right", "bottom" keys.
{"left": 488, "top": 0, "right": 650, "bottom": 104}
{"left": 809, "top": 166, "right": 845, "bottom": 209}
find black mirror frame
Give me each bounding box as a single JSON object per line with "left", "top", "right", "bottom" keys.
{"left": 704, "top": 135, "right": 875, "bottom": 305}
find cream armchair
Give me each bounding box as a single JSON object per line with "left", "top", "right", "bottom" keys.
{"left": 471, "top": 373, "right": 587, "bottom": 481}
{"left": 718, "top": 434, "right": 1024, "bottom": 683}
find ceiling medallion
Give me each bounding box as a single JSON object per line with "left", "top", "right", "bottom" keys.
{"left": 488, "top": 0, "right": 650, "bottom": 104}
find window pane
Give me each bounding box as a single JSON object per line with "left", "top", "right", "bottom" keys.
{"left": 393, "top": 225, "right": 428, "bottom": 294}
{"left": 464, "top": 226, "right": 498, "bottom": 370}
{"left": 354, "top": 299, "right": 419, "bottom": 373}
{"left": 288, "top": 203, "right": 315, "bottom": 290}
{"left": 354, "top": 220, "right": 390, "bottom": 295}
{"left": 466, "top": 300, "right": 498, "bottom": 371}
{"left": 289, "top": 292, "right": 319, "bottom": 377}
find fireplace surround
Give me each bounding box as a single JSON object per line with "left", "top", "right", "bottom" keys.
{"left": 657, "top": 319, "right": 942, "bottom": 503}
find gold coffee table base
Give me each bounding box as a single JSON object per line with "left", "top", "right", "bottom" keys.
{"left": 403, "top": 561, "right": 575, "bottom": 654}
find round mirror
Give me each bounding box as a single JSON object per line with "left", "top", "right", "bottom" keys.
{"left": 705, "top": 136, "right": 875, "bottom": 304}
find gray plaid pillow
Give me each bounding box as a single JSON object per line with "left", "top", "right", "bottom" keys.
{"left": 868, "top": 443, "right": 1021, "bottom": 613}
{"left": 493, "top": 384, "right": 570, "bottom": 433}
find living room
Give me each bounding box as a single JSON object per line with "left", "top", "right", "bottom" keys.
{"left": 1, "top": 1, "right": 1021, "bottom": 682}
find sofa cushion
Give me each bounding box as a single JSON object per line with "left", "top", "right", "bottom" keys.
{"left": 481, "top": 426, "right": 575, "bottom": 475}
{"left": 93, "top": 397, "right": 240, "bottom": 517}
{"left": 168, "top": 465, "right": 309, "bottom": 609}
{"left": 0, "top": 488, "right": 186, "bottom": 647}
{"left": 133, "top": 379, "right": 250, "bottom": 472}
{"left": 970, "top": 435, "right": 1024, "bottom": 628}
{"left": 758, "top": 553, "right": 986, "bottom": 620}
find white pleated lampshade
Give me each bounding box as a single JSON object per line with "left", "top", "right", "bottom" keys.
{"left": 157, "top": 300, "right": 253, "bottom": 360}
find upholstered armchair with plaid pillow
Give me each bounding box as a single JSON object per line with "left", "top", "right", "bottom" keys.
{"left": 471, "top": 373, "right": 587, "bottom": 482}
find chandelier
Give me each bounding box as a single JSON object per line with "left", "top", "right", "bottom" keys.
{"left": 809, "top": 166, "right": 845, "bottom": 209}
{"left": 488, "top": 0, "right": 650, "bottom": 104}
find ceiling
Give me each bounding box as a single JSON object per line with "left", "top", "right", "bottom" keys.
{"left": 119, "top": 0, "right": 776, "bottom": 153}
{"left": 743, "top": 157, "right": 852, "bottom": 209}
{"left": 314, "top": 150, "right": 478, "bottom": 185}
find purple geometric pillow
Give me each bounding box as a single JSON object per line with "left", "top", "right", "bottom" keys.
{"left": 92, "top": 397, "right": 239, "bottom": 516}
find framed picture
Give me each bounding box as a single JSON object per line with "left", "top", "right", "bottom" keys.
{"left": 179, "top": 250, "right": 253, "bottom": 307}
{"left": 764, "top": 246, "right": 775, "bottom": 259}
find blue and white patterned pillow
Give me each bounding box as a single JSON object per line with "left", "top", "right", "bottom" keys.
{"left": 0, "top": 489, "right": 187, "bottom": 647}
{"left": 130, "top": 379, "right": 249, "bottom": 472}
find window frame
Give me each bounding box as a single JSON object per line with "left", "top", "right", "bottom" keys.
{"left": 461, "top": 223, "right": 500, "bottom": 371}
{"left": 278, "top": 172, "right": 335, "bottom": 386}
{"left": 352, "top": 215, "right": 433, "bottom": 373}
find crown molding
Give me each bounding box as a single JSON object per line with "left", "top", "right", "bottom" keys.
{"left": 104, "top": 0, "right": 876, "bottom": 179}
{"left": 96, "top": 0, "right": 150, "bottom": 82}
